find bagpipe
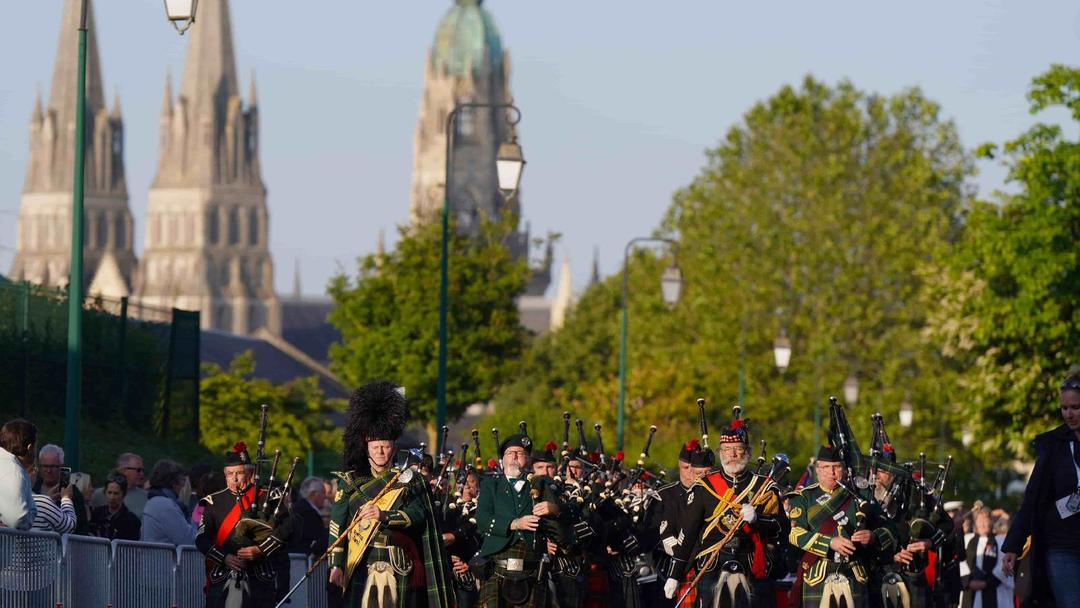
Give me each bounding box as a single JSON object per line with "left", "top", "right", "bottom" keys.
{"left": 232, "top": 404, "right": 302, "bottom": 547}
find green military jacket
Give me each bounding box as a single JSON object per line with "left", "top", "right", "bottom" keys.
{"left": 787, "top": 482, "right": 896, "bottom": 590}
{"left": 476, "top": 473, "right": 564, "bottom": 557}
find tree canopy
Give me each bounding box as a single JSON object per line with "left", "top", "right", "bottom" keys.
{"left": 328, "top": 217, "right": 530, "bottom": 436}
{"left": 924, "top": 64, "right": 1080, "bottom": 458}
{"left": 490, "top": 76, "right": 974, "bottom": 468}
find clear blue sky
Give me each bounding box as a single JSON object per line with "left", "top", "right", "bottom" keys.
{"left": 2, "top": 1, "right": 1078, "bottom": 296}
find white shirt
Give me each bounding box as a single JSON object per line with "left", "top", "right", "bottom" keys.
{"left": 960, "top": 533, "right": 1014, "bottom": 608}
{"left": 0, "top": 447, "right": 35, "bottom": 530}
{"left": 505, "top": 476, "right": 525, "bottom": 493}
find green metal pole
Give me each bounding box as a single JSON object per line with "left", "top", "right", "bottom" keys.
{"left": 436, "top": 195, "right": 449, "bottom": 436}
{"left": 616, "top": 284, "right": 629, "bottom": 452}
{"left": 64, "top": 0, "right": 89, "bottom": 471}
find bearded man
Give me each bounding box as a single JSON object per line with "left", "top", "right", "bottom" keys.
{"left": 665, "top": 418, "right": 789, "bottom": 608}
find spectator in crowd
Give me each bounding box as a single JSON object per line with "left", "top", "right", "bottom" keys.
{"left": 27, "top": 461, "right": 75, "bottom": 534}
{"left": 1003, "top": 365, "right": 1080, "bottom": 608}
{"left": 89, "top": 472, "right": 141, "bottom": 541}
{"left": 961, "top": 507, "right": 1012, "bottom": 608}
{"left": 141, "top": 459, "right": 196, "bottom": 546}
{"left": 32, "top": 444, "right": 88, "bottom": 534}
{"left": 91, "top": 452, "right": 148, "bottom": 518}
{"left": 0, "top": 418, "right": 37, "bottom": 530}
{"left": 72, "top": 472, "right": 92, "bottom": 522}
{"left": 288, "top": 476, "right": 329, "bottom": 556}
{"left": 190, "top": 464, "right": 224, "bottom": 525}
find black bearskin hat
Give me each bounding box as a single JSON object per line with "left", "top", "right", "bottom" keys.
{"left": 343, "top": 380, "right": 410, "bottom": 474}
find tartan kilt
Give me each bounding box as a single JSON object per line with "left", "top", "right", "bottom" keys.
{"left": 479, "top": 543, "right": 548, "bottom": 608}
{"left": 343, "top": 545, "right": 413, "bottom": 608}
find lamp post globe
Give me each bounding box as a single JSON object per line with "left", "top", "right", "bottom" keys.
{"left": 843, "top": 374, "right": 859, "bottom": 406}
{"left": 163, "top": 0, "right": 198, "bottom": 34}
{"left": 773, "top": 332, "right": 792, "bottom": 373}
{"left": 660, "top": 264, "right": 683, "bottom": 307}
{"left": 495, "top": 139, "right": 525, "bottom": 197}
{"left": 899, "top": 399, "right": 914, "bottom": 428}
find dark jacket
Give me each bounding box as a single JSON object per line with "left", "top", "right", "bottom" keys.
{"left": 1003, "top": 423, "right": 1079, "bottom": 606}
{"left": 89, "top": 503, "right": 141, "bottom": 541}
{"left": 287, "top": 497, "right": 328, "bottom": 556}
{"left": 476, "top": 474, "right": 563, "bottom": 557}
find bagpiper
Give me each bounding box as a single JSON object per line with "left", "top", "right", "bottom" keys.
{"left": 665, "top": 410, "right": 790, "bottom": 608}
{"left": 196, "top": 441, "right": 296, "bottom": 608}
{"left": 787, "top": 446, "right": 896, "bottom": 608}
{"left": 327, "top": 381, "right": 454, "bottom": 608}
{"left": 475, "top": 432, "right": 565, "bottom": 608}
{"left": 648, "top": 436, "right": 715, "bottom": 607}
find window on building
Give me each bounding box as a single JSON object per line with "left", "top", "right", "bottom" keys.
{"left": 115, "top": 216, "right": 125, "bottom": 249}
{"left": 208, "top": 208, "right": 219, "bottom": 244}
{"left": 248, "top": 209, "right": 259, "bottom": 246}
{"left": 228, "top": 207, "right": 240, "bottom": 245}
{"left": 96, "top": 213, "right": 108, "bottom": 249}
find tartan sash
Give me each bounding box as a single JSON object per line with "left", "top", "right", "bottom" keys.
{"left": 805, "top": 487, "right": 853, "bottom": 531}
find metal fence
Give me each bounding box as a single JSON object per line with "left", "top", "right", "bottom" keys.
{"left": 0, "top": 528, "right": 328, "bottom": 608}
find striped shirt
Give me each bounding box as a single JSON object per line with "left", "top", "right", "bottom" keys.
{"left": 31, "top": 495, "right": 75, "bottom": 534}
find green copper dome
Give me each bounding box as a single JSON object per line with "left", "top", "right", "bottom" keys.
{"left": 431, "top": 0, "right": 504, "bottom": 77}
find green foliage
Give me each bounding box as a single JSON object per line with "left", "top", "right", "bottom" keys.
{"left": 924, "top": 64, "right": 1080, "bottom": 458}
{"left": 199, "top": 351, "right": 343, "bottom": 460}
{"left": 491, "top": 76, "right": 974, "bottom": 469}
{"left": 327, "top": 217, "right": 530, "bottom": 434}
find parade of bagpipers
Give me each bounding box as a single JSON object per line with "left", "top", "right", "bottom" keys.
{"left": 1, "top": 1, "right": 1080, "bottom": 608}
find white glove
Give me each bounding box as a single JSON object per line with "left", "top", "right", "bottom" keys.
{"left": 663, "top": 577, "right": 680, "bottom": 599}
{"left": 740, "top": 503, "right": 757, "bottom": 524}
{"left": 661, "top": 535, "right": 680, "bottom": 556}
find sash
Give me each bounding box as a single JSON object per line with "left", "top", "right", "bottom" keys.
{"left": 216, "top": 486, "right": 256, "bottom": 548}
{"left": 698, "top": 472, "right": 768, "bottom": 578}
{"left": 805, "top": 488, "right": 852, "bottom": 531}
{"left": 799, "top": 508, "right": 841, "bottom": 578}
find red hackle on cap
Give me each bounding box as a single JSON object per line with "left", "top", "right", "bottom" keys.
{"left": 544, "top": 441, "right": 558, "bottom": 451}
{"left": 232, "top": 442, "right": 247, "bottom": 453}
{"left": 731, "top": 419, "right": 745, "bottom": 430}
{"left": 685, "top": 438, "right": 700, "bottom": 451}
{"left": 615, "top": 450, "right": 624, "bottom": 461}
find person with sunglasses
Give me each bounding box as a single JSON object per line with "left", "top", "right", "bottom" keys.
{"left": 1002, "top": 366, "right": 1080, "bottom": 608}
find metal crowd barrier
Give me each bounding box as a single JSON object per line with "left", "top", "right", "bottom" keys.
{"left": 175, "top": 545, "right": 206, "bottom": 608}
{"left": 0, "top": 527, "right": 61, "bottom": 608}
{"left": 112, "top": 539, "right": 177, "bottom": 607}
{"left": 0, "top": 528, "right": 329, "bottom": 608}
{"left": 61, "top": 535, "right": 110, "bottom": 608}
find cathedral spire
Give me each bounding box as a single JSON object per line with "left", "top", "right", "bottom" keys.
{"left": 292, "top": 259, "right": 301, "bottom": 299}
{"left": 590, "top": 246, "right": 600, "bottom": 286}
{"left": 110, "top": 89, "right": 121, "bottom": 119}
{"left": 31, "top": 87, "right": 43, "bottom": 124}
{"left": 49, "top": 0, "right": 106, "bottom": 129}
{"left": 248, "top": 69, "right": 258, "bottom": 107}
{"left": 178, "top": 0, "right": 239, "bottom": 118}
{"left": 160, "top": 67, "right": 173, "bottom": 117}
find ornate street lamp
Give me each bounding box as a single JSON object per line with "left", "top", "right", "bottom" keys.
{"left": 436, "top": 103, "right": 523, "bottom": 439}
{"left": 843, "top": 374, "right": 859, "bottom": 406}
{"left": 163, "top": 0, "right": 198, "bottom": 35}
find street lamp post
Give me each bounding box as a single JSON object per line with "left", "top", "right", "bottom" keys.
{"left": 436, "top": 102, "right": 524, "bottom": 437}
{"left": 616, "top": 238, "right": 681, "bottom": 451}
{"left": 64, "top": 0, "right": 197, "bottom": 469}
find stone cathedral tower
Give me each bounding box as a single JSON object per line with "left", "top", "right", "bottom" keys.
{"left": 10, "top": 0, "right": 135, "bottom": 295}
{"left": 135, "top": 0, "right": 279, "bottom": 335}
{"left": 410, "top": 0, "right": 550, "bottom": 296}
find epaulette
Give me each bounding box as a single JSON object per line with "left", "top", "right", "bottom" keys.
{"left": 201, "top": 486, "right": 237, "bottom": 506}
{"left": 656, "top": 480, "right": 680, "bottom": 497}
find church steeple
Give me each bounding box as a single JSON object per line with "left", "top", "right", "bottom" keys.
{"left": 154, "top": 0, "right": 260, "bottom": 189}
{"left": 139, "top": 0, "right": 279, "bottom": 337}
{"left": 11, "top": 0, "right": 134, "bottom": 294}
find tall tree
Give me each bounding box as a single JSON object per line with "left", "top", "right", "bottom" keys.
{"left": 924, "top": 65, "right": 1080, "bottom": 458}
{"left": 492, "top": 76, "right": 973, "bottom": 467}
{"left": 328, "top": 218, "right": 530, "bottom": 436}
